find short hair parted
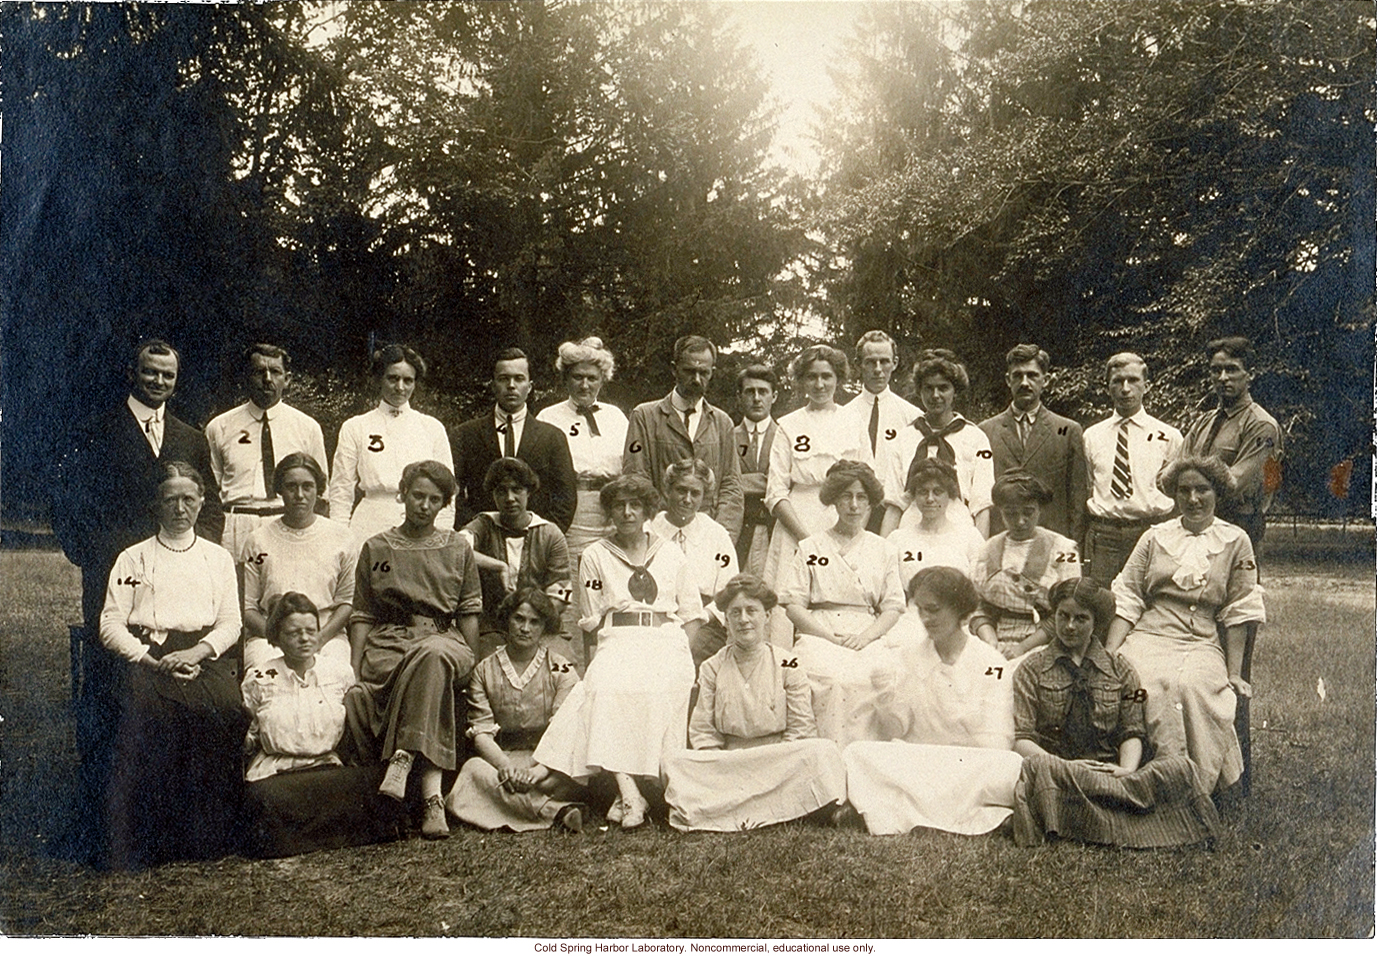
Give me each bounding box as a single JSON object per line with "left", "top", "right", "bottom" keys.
{"left": 819, "top": 459, "right": 884, "bottom": 509}
{"left": 1004, "top": 343, "right": 1050, "bottom": 373}
{"left": 555, "top": 336, "right": 615, "bottom": 381}
{"left": 855, "top": 330, "right": 897, "bottom": 360}
{"left": 905, "top": 457, "right": 961, "bottom": 500}
{"left": 1104, "top": 351, "right": 1147, "bottom": 382}
{"left": 1158, "top": 455, "right": 1236, "bottom": 500}
{"left": 991, "top": 470, "right": 1053, "bottom": 508}
{"left": 156, "top": 460, "right": 205, "bottom": 497}
{"left": 371, "top": 343, "right": 427, "bottom": 381}
{"left": 598, "top": 473, "right": 660, "bottom": 517}
{"left": 245, "top": 342, "right": 290, "bottom": 369}
{"left": 789, "top": 344, "right": 850, "bottom": 384}
{"left": 266, "top": 592, "right": 321, "bottom": 648}
{"left": 907, "top": 565, "right": 980, "bottom": 617}
{"left": 1206, "top": 335, "right": 1255, "bottom": 369}
{"left": 913, "top": 348, "right": 970, "bottom": 395}
{"left": 1047, "top": 577, "right": 1116, "bottom": 639}
{"left": 663, "top": 457, "right": 717, "bottom": 500}
{"left": 498, "top": 587, "right": 562, "bottom": 635}
{"left": 736, "top": 364, "right": 778, "bottom": 393}
{"left": 494, "top": 347, "right": 529, "bottom": 374}
{"left": 272, "top": 452, "right": 327, "bottom": 497}
{"left": 400, "top": 460, "right": 457, "bottom": 506}
{"left": 713, "top": 573, "right": 779, "bottom": 613}
{"left": 484, "top": 456, "right": 540, "bottom": 497}
{"left": 132, "top": 338, "right": 181, "bottom": 373}
{"left": 673, "top": 335, "right": 717, "bottom": 364}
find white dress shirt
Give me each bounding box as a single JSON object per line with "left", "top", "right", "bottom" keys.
{"left": 205, "top": 400, "right": 328, "bottom": 505}
{"left": 327, "top": 401, "right": 454, "bottom": 536}
{"left": 1084, "top": 408, "right": 1183, "bottom": 520}
{"left": 493, "top": 404, "right": 529, "bottom": 455}
{"left": 842, "top": 387, "right": 920, "bottom": 466}
{"left": 127, "top": 395, "right": 165, "bottom": 456}
{"left": 537, "top": 398, "right": 629, "bottom": 478}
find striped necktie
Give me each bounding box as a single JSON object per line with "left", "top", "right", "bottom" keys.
{"left": 1110, "top": 419, "right": 1132, "bottom": 500}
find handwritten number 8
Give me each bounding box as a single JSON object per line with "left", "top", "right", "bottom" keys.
{"left": 794, "top": 435, "right": 811, "bottom": 453}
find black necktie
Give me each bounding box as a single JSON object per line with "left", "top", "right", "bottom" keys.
{"left": 683, "top": 406, "right": 695, "bottom": 437}
{"left": 504, "top": 413, "right": 515, "bottom": 457}
{"left": 1060, "top": 657, "right": 1100, "bottom": 759}
{"left": 261, "top": 412, "right": 275, "bottom": 494}
{"left": 868, "top": 398, "right": 880, "bottom": 455}
{"left": 1203, "top": 407, "right": 1229, "bottom": 453}
{"left": 578, "top": 404, "right": 601, "bottom": 437}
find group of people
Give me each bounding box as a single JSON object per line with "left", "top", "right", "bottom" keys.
{"left": 53, "top": 328, "right": 1279, "bottom": 868}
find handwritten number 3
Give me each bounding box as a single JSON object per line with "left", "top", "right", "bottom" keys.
{"left": 367, "top": 435, "right": 384, "bottom": 452}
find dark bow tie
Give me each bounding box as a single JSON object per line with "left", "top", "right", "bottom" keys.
{"left": 907, "top": 417, "right": 967, "bottom": 490}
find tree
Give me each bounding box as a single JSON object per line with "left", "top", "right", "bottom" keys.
{"left": 813, "top": 0, "right": 1373, "bottom": 513}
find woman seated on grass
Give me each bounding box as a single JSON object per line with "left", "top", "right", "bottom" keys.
{"left": 887, "top": 458, "right": 986, "bottom": 591}
{"left": 532, "top": 474, "right": 704, "bottom": 829}
{"left": 649, "top": 458, "right": 738, "bottom": 668}
{"left": 242, "top": 592, "right": 400, "bottom": 858}
{"left": 969, "top": 471, "right": 1080, "bottom": 659}
{"left": 843, "top": 567, "right": 1023, "bottom": 835}
{"left": 461, "top": 457, "right": 572, "bottom": 663}
{"left": 664, "top": 574, "right": 845, "bottom": 832}
{"left": 446, "top": 588, "right": 588, "bottom": 833}
{"left": 777, "top": 460, "right": 905, "bottom": 746}
{"left": 1011, "top": 577, "right": 1221, "bottom": 847}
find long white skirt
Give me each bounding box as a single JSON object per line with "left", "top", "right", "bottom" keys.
{"left": 445, "top": 751, "right": 581, "bottom": 832}
{"left": 793, "top": 633, "right": 903, "bottom": 747}
{"left": 663, "top": 738, "right": 846, "bottom": 832}
{"left": 533, "top": 624, "right": 694, "bottom": 781}
{"left": 844, "top": 740, "right": 1023, "bottom": 835}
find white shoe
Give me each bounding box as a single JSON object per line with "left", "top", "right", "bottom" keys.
{"left": 606, "top": 797, "right": 624, "bottom": 824}
{"left": 379, "top": 751, "right": 413, "bottom": 802}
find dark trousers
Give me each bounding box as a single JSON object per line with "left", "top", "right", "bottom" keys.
{"left": 1083, "top": 517, "right": 1151, "bottom": 587}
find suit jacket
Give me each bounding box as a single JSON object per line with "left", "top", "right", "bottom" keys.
{"left": 979, "top": 406, "right": 1087, "bottom": 539}
{"left": 733, "top": 418, "right": 777, "bottom": 535}
{"left": 54, "top": 402, "right": 225, "bottom": 577}
{"left": 623, "top": 393, "right": 744, "bottom": 540}
{"left": 452, "top": 412, "right": 577, "bottom": 533}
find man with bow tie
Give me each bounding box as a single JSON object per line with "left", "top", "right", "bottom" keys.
{"left": 979, "top": 343, "right": 1087, "bottom": 540}
{"left": 204, "top": 343, "right": 327, "bottom": 562}
{"left": 622, "top": 335, "right": 743, "bottom": 542}
{"left": 452, "top": 347, "right": 577, "bottom": 533}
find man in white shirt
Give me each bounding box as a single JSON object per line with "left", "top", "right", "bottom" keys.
{"left": 205, "top": 343, "right": 328, "bottom": 562}
{"left": 1082, "top": 352, "right": 1182, "bottom": 585}
{"left": 842, "top": 331, "right": 918, "bottom": 531}
{"left": 733, "top": 365, "right": 778, "bottom": 574}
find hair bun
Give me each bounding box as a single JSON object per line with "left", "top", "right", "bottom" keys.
{"left": 580, "top": 336, "right": 605, "bottom": 349}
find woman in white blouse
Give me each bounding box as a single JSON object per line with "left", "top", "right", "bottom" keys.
{"left": 762, "top": 344, "right": 866, "bottom": 585}
{"left": 242, "top": 592, "right": 400, "bottom": 857}
{"left": 536, "top": 337, "right": 629, "bottom": 558}
{"left": 328, "top": 344, "right": 454, "bottom": 544}
{"left": 98, "top": 461, "right": 247, "bottom": 869}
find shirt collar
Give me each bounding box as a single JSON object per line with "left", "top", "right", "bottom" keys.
{"left": 1219, "top": 397, "right": 1254, "bottom": 419}
{"left": 669, "top": 391, "right": 703, "bottom": 415}
{"left": 1054, "top": 637, "right": 1114, "bottom": 677}
{"left": 1011, "top": 402, "right": 1042, "bottom": 423}
{"left": 246, "top": 400, "right": 281, "bottom": 422}
{"left": 495, "top": 404, "right": 528, "bottom": 425}
{"left": 127, "top": 395, "right": 163, "bottom": 423}
{"left": 377, "top": 399, "right": 410, "bottom": 417}
{"left": 1116, "top": 407, "right": 1150, "bottom": 428}
{"left": 861, "top": 387, "right": 887, "bottom": 406}
{"left": 744, "top": 417, "right": 772, "bottom": 435}
{"left": 566, "top": 398, "right": 600, "bottom": 414}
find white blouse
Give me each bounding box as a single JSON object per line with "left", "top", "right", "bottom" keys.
{"left": 537, "top": 398, "right": 629, "bottom": 479}
{"left": 327, "top": 401, "right": 454, "bottom": 523}
{"left": 99, "top": 534, "right": 241, "bottom": 662}
{"left": 576, "top": 534, "right": 707, "bottom": 632}
{"left": 241, "top": 516, "right": 358, "bottom": 619}
{"left": 242, "top": 653, "right": 356, "bottom": 782}
{"left": 764, "top": 405, "right": 867, "bottom": 513}
{"left": 650, "top": 511, "right": 739, "bottom": 611}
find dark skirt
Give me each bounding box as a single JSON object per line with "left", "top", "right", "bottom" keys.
{"left": 105, "top": 632, "right": 251, "bottom": 869}
{"left": 344, "top": 625, "right": 475, "bottom": 771}
{"left": 244, "top": 764, "right": 403, "bottom": 858}
{"left": 1012, "top": 752, "right": 1221, "bottom": 848}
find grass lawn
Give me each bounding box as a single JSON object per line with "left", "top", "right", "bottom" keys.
{"left": 0, "top": 533, "right": 1372, "bottom": 938}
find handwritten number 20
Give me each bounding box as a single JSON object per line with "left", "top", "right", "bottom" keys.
{"left": 805, "top": 554, "right": 829, "bottom": 566}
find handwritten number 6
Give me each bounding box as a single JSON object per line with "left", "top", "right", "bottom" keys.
{"left": 628, "top": 440, "right": 643, "bottom": 454}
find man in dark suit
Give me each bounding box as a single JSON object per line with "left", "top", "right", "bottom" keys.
{"left": 733, "top": 364, "right": 778, "bottom": 575}
{"left": 52, "top": 338, "right": 223, "bottom": 862}
{"left": 979, "top": 343, "right": 1087, "bottom": 539}
{"left": 622, "top": 335, "right": 744, "bottom": 540}
{"left": 452, "top": 348, "right": 577, "bottom": 532}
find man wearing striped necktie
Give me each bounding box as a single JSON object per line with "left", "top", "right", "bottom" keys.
{"left": 1081, "top": 353, "right": 1182, "bottom": 586}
